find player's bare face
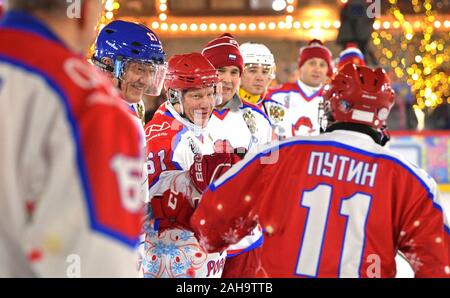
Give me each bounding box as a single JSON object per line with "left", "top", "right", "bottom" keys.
{"left": 121, "top": 61, "right": 155, "bottom": 103}
{"left": 298, "top": 58, "right": 329, "bottom": 88}
{"left": 241, "top": 65, "right": 272, "bottom": 95}
{"left": 183, "top": 87, "right": 216, "bottom": 128}
{"left": 217, "top": 66, "right": 240, "bottom": 104}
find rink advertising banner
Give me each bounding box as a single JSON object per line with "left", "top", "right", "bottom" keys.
{"left": 389, "top": 130, "right": 450, "bottom": 191}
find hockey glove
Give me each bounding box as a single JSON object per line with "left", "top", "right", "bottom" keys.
{"left": 189, "top": 153, "right": 242, "bottom": 194}
{"left": 150, "top": 189, "right": 194, "bottom": 233}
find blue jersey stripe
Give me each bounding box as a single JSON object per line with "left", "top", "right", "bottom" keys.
{"left": 210, "top": 139, "right": 448, "bottom": 231}
{"left": 241, "top": 103, "right": 271, "bottom": 125}
{"left": 0, "top": 54, "right": 139, "bottom": 247}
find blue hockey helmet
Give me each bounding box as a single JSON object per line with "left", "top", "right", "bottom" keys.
{"left": 93, "top": 20, "right": 167, "bottom": 96}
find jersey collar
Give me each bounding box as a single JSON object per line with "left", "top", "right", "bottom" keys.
{"left": 326, "top": 123, "right": 384, "bottom": 145}
{"left": 296, "top": 79, "right": 322, "bottom": 99}
{"left": 215, "top": 93, "right": 242, "bottom": 112}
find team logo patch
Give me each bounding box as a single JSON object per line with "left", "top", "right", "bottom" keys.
{"left": 269, "top": 105, "right": 285, "bottom": 123}
{"left": 243, "top": 110, "right": 257, "bottom": 134}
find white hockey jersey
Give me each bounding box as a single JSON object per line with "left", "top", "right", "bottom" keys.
{"left": 140, "top": 101, "right": 226, "bottom": 278}
{"left": 209, "top": 94, "right": 273, "bottom": 154}
{"left": 208, "top": 95, "right": 272, "bottom": 258}
{"left": 264, "top": 80, "right": 324, "bottom": 139}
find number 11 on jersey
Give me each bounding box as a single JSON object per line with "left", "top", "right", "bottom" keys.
{"left": 296, "top": 184, "right": 372, "bottom": 277}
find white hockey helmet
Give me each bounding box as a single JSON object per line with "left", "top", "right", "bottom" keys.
{"left": 240, "top": 42, "right": 275, "bottom": 79}
{"left": 240, "top": 42, "right": 275, "bottom": 67}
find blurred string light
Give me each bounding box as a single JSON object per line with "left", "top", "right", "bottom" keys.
{"left": 149, "top": 0, "right": 342, "bottom": 35}
{"left": 372, "top": 0, "right": 449, "bottom": 113}
{"left": 88, "top": 0, "right": 119, "bottom": 58}
{"left": 284, "top": 0, "right": 297, "bottom": 30}
{"left": 272, "top": 0, "right": 287, "bottom": 11}
{"left": 157, "top": 0, "right": 168, "bottom": 22}
{"left": 272, "top": 0, "right": 297, "bottom": 29}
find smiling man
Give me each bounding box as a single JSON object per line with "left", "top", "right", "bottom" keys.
{"left": 93, "top": 20, "right": 167, "bottom": 127}
{"left": 201, "top": 34, "right": 274, "bottom": 278}
{"left": 92, "top": 20, "right": 168, "bottom": 216}
{"left": 265, "top": 39, "right": 333, "bottom": 138}
{"left": 139, "top": 53, "right": 243, "bottom": 278}
{"left": 202, "top": 33, "right": 273, "bottom": 155}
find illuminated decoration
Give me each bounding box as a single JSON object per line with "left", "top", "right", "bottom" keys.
{"left": 148, "top": 0, "right": 306, "bottom": 38}
{"left": 156, "top": 0, "right": 168, "bottom": 24}
{"left": 88, "top": 0, "right": 119, "bottom": 58}
{"left": 284, "top": 0, "right": 298, "bottom": 30}
{"left": 372, "top": 0, "right": 449, "bottom": 114}
{"left": 272, "top": 0, "right": 287, "bottom": 11}
{"left": 113, "top": 0, "right": 447, "bottom": 43}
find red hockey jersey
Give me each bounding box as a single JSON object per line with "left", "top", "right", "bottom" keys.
{"left": 0, "top": 11, "right": 145, "bottom": 277}
{"left": 191, "top": 129, "right": 450, "bottom": 278}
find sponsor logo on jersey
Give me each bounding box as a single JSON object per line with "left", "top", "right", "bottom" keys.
{"left": 145, "top": 122, "right": 171, "bottom": 140}
{"left": 206, "top": 257, "right": 225, "bottom": 277}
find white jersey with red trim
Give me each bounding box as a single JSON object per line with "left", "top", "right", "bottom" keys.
{"left": 139, "top": 101, "right": 226, "bottom": 278}
{"left": 0, "top": 11, "right": 145, "bottom": 277}
{"left": 209, "top": 95, "right": 273, "bottom": 154}
{"left": 208, "top": 95, "right": 272, "bottom": 258}
{"left": 264, "top": 80, "right": 323, "bottom": 139}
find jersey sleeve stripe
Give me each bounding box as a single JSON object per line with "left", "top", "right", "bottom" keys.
{"left": 226, "top": 234, "right": 264, "bottom": 258}
{"left": 241, "top": 103, "right": 271, "bottom": 124}
{"left": 0, "top": 54, "right": 139, "bottom": 247}
{"left": 170, "top": 126, "right": 188, "bottom": 170}
{"left": 210, "top": 138, "right": 448, "bottom": 233}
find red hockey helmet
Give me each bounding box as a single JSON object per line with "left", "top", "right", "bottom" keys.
{"left": 322, "top": 63, "right": 395, "bottom": 129}
{"left": 164, "top": 53, "right": 220, "bottom": 91}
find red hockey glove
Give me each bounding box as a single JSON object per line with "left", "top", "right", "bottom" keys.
{"left": 189, "top": 153, "right": 242, "bottom": 194}
{"left": 150, "top": 189, "right": 194, "bottom": 233}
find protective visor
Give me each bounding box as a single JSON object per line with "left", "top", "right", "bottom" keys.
{"left": 116, "top": 59, "right": 168, "bottom": 96}
{"left": 244, "top": 63, "right": 275, "bottom": 79}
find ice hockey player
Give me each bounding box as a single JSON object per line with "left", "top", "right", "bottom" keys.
{"left": 265, "top": 39, "right": 332, "bottom": 138}
{"left": 190, "top": 63, "right": 450, "bottom": 278}
{"left": 202, "top": 33, "right": 275, "bottom": 277}
{"left": 0, "top": 0, "right": 146, "bottom": 277}
{"left": 238, "top": 42, "right": 275, "bottom": 111}
{"left": 93, "top": 20, "right": 168, "bottom": 206}
{"left": 139, "top": 52, "right": 242, "bottom": 278}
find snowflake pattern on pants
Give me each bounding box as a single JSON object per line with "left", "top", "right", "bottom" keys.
{"left": 139, "top": 220, "right": 226, "bottom": 278}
